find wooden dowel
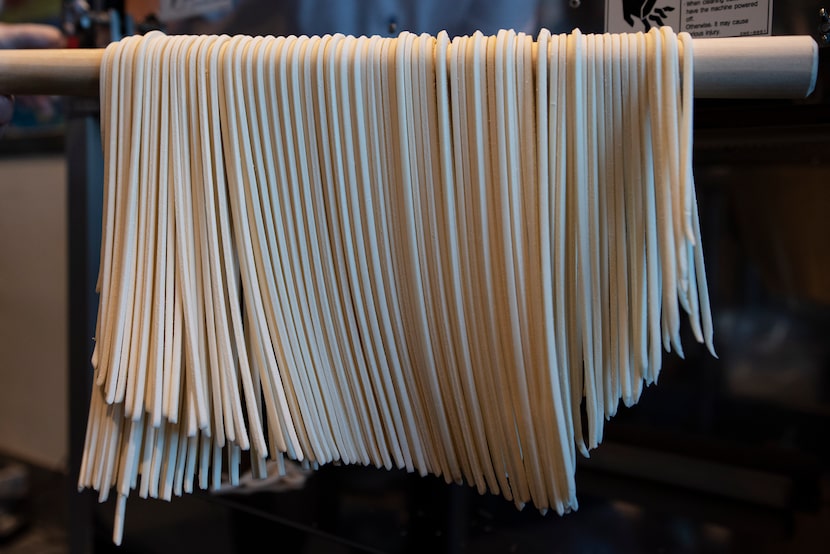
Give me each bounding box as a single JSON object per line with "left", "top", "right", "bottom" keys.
{"left": 0, "top": 48, "right": 103, "bottom": 96}
{"left": 692, "top": 36, "right": 819, "bottom": 99}
{"left": 0, "top": 35, "right": 820, "bottom": 99}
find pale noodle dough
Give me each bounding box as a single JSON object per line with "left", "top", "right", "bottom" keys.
{"left": 81, "top": 27, "right": 713, "bottom": 545}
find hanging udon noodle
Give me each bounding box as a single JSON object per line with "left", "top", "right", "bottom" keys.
{"left": 79, "top": 26, "right": 715, "bottom": 545}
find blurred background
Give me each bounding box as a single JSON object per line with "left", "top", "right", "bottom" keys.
{"left": 0, "top": 1, "right": 829, "bottom": 552}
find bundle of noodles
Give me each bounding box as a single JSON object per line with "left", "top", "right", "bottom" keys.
{"left": 78, "top": 27, "right": 715, "bottom": 545}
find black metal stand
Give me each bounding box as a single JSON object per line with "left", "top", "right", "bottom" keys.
{"left": 66, "top": 97, "right": 103, "bottom": 554}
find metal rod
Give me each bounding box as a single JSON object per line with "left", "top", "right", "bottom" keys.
{"left": 0, "top": 35, "right": 819, "bottom": 99}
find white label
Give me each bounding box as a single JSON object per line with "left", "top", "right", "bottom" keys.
{"left": 605, "top": 0, "right": 773, "bottom": 38}
{"left": 158, "top": 0, "right": 234, "bottom": 22}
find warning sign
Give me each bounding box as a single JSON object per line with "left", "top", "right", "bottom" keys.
{"left": 605, "top": 0, "right": 773, "bottom": 38}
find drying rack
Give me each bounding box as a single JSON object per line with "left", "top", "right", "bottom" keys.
{"left": 0, "top": 24, "right": 824, "bottom": 554}
{"left": 0, "top": 34, "right": 821, "bottom": 99}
